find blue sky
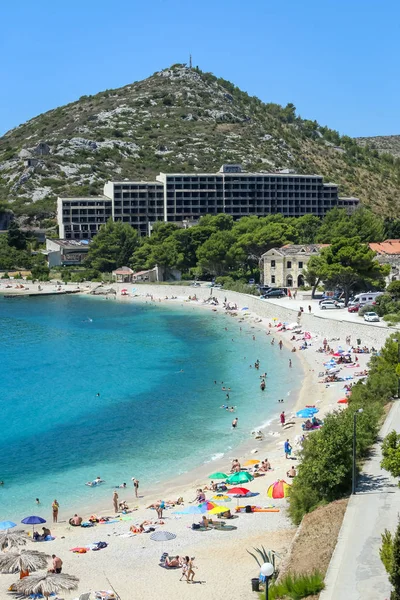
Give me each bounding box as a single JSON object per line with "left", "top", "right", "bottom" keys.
{"left": 1, "top": 0, "right": 399, "bottom": 137}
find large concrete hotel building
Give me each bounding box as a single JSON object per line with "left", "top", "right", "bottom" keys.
{"left": 58, "top": 165, "right": 359, "bottom": 240}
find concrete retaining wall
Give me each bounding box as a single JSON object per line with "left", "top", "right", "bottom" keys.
{"left": 130, "top": 284, "right": 393, "bottom": 349}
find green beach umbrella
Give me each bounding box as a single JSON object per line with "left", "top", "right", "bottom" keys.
{"left": 208, "top": 472, "right": 228, "bottom": 479}
{"left": 227, "top": 471, "right": 254, "bottom": 485}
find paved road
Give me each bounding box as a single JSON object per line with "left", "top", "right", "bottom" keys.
{"left": 260, "top": 296, "right": 392, "bottom": 328}
{"left": 320, "top": 400, "right": 400, "bottom": 600}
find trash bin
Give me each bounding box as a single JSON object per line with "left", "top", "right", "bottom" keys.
{"left": 251, "top": 578, "right": 260, "bottom": 592}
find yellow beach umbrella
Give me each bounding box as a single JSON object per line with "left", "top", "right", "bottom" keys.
{"left": 209, "top": 505, "right": 229, "bottom": 515}
{"left": 267, "top": 479, "right": 291, "bottom": 499}
{"left": 244, "top": 459, "right": 259, "bottom": 466}
{"left": 211, "top": 495, "right": 231, "bottom": 502}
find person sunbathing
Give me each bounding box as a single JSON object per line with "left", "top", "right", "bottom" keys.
{"left": 69, "top": 514, "right": 82, "bottom": 526}
{"left": 165, "top": 555, "right": 181, "bottom": 567}
{"left": 287, "top": 465, "right": 297, "bottom": 478}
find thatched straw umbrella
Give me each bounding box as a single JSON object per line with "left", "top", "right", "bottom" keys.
{"left": 10, "top": 572, "right": 79, "bottom": 598}
{"left": 0, "top": 549, "right": 50, "bottom": 577}
{"left": 0, "top": 530, "right": 29, "bottom": 551}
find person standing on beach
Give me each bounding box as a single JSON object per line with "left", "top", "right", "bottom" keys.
{"left": 279, "top": 340, "right": 283, "bottom": 350}
{"left": 52, "top": 499, "right": 59, "bottom": 523}
{"left": 232, "top": 417, "right": 238, "bottom": 429}
{"left": 132, "top": 478, "right": 139, "bottom": 498}
{"left": 280, "top": 411, "right": 285, "bottom": 426}
{"left": 113, "top": 491, "right": 119, "bottom": 513}
{"left": 187, "top": 557, "right": 197, "bottom": 583}
{"left": 284, "top": 439, "right": 292, "bottom": 459}
{"left": 289, "top": 359, "right": 292, "bottom": 368}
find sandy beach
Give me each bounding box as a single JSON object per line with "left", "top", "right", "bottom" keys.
{"left": 0, "top": 282, "right": 379, "bottom": 599}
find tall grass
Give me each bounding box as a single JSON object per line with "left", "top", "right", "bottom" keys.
{"left": 263, "top": 571, "right": 325, "bottom": 599}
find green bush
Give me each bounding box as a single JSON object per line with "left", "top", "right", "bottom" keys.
{"left": 266, "top": 571, "right": 325, "bottom": 599}
{"left": 383, "top": 313, "right": 400, "bottom": 324}
{"left": 358, "top": 304, "right": 375, "bottom": 316}
{"left": 380, "top": 528, "right": 394, "bottom": 575}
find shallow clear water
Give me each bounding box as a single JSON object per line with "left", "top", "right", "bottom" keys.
{"left": 0, "top": 295, "right": 301, "bottom": 519}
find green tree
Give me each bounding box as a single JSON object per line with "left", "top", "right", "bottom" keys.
{"left": 390, "top": 519, "right": 400, "bottom": 599}
{"left": 7, "top": 221, "right": 27, "bottom": 250}
{"left": 316, "top": 207, "right": 385, "bottom": 243}
{"left": 293, "top": 215, "right": 321, "bottom": 244}
{"left": 86, "top": 219, "right": 139, "bottom": 272}
{"left": 308, "top": 237, "right": 388, "bottom": 305}
{"left": 381, "top": 431, "right": 400, "bottom": 479}
{"left": 387, "top": 280, "right": 400, "bottom": 300}
{"left": 196, "top": 230, "right": 237, "bottom": 276}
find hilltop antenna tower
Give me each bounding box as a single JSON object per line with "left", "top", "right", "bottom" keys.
{"left": 189, "top": 54, "right": 192, "bottom": 68}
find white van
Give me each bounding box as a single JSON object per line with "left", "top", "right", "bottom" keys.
{"left": 349, "top": 292, "right": 384, "bottom": 307}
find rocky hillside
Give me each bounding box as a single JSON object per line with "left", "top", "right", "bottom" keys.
{"left": 1, "top": 64, "right": 400, "bottom": 220}
{"left": 356, "top": 135, "right": 400, "bottom": 158}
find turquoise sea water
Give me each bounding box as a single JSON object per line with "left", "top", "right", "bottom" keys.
{"left": 0, "top": 295, "right": 301, "bottom": 520}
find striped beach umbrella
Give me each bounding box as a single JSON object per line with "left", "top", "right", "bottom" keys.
{"left": 267, "top": 480, "right": 291, "bottom": 499}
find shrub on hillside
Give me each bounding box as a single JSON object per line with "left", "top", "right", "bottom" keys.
{"left": 266, "top": 571, "right": 325, "bottom": 599}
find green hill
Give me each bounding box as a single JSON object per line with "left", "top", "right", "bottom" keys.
{"left": 1, "top": 64, "right": 399, "bottom": 221}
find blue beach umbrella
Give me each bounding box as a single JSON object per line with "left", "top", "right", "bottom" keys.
{"left": 21, "top": 515, "right": 46, "bottom": 533}
{"left": 0, "top": 521, "right": 16, "bottom": 530}
{"left": 173, "top": 506, "right": 204, "bottom": 515}
{"left": 296, "top": 408, "right": 319, "bottom": 419}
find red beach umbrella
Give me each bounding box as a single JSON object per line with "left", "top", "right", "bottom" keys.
{"left": 337, "top": 398, "right": 348, "bottom": 404}
{"left": 267, "top": 480, "right": 291, "bottom": 499}
{"left": 226, "top": 487, "right": 250, "bottom": 496}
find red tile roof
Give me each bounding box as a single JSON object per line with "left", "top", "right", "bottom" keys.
{"left": 369, "top": 240, "right": 400, "bottom": 255}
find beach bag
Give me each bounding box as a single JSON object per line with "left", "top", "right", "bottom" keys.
{"left": 192, "top": 523, "right": 200, "bottom": 530}
{"left": 245, "top": 505, "right": 253, "bottom": 513}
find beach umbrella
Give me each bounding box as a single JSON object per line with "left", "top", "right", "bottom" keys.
{"left": 198, "top": 501, "right": 215, "bottom": 512}
{"left": 0, "top": 530, "right": 29, "bottom": 551}
{"left": 208, "top": 472, "right": 228, "bottom": 480}
{"left": 227, "top": 471, "right": 254, "bottom": 485}
{"left": 173, "top": 505, "right": 204, "bottom": 524}
{"left": 211, "top": 495, "right": 231, "bottom": 502}
{"left": 150, "top": 531, "right": 176, "bottom": 542}
{"left": 0, "top": 548, "right": 50, "bottom": 577}
{"left": 244, "top": 459, "right": 259, "bottom": 466}
{"left": 21, "top": 515, "right": 46, "bottom": 534}
{"left": 226, "top": 487, "right": 250, "bottom": 496}
{"left": 10, "top": 572, "right": 79, "bottom": 598}
{"left": 150, "top": 530, "right": 176, "bottom": 553}
{"left": 209, "top": 505, "right": 229, "bottom": 515}
{"left": 338, "top": 398, "right": 348, "bottom": 404}
{"left": 267, "top": 480, "right": 291, "bottom": 499}
{"left": 0, "top": 521, "right": 16, "bottom": 530}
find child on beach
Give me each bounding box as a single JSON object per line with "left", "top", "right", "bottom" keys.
{"left": 284, "top": 439, "right": 292, "bottom": 459}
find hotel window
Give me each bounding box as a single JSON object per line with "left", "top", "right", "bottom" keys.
{"left": 271, "top": 260, "right": 276, "bottom": 268}
{"left": 299, "top": 261, "right": 303, "bottom": 269}
{"left": 287, "top": 261, "right": 292, "bottom": 268}
{"left": 271, "top": 275, "right": 276, "bottom": 284}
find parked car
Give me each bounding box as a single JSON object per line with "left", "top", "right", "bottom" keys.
{"left": 261, "top": 289, "right": 286, "bottom": 299}
{"left": 190, "top": 282, "right": 201, "bottom": 287}
{"left": 320, "top": 300, "right": 342, "bottom": 310}
{"left": 348, "top": 304, "right": 360, "bottom": 313}
{"left": 364, "top": 312, "right": 380, "bottom": 322}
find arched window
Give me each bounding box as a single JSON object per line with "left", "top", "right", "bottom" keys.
{"left": 297, "top": 274, "right": 305, "bottom": 287}
{"left": 287, "top": 275, "right": 293, "bottom": 287}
